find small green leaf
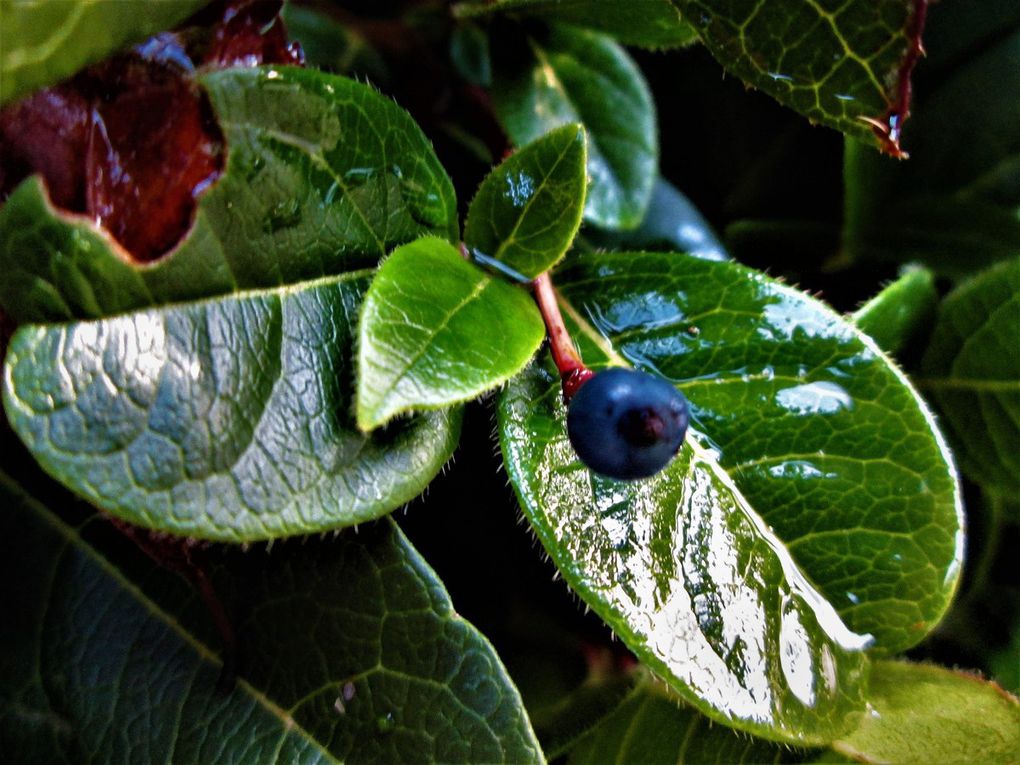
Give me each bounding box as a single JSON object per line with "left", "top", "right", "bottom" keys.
{"left": 2, "top": 272, "right": 461, "bottom": 542}
{"left": 455, "top": 0, "right": 699, "bottom": 49}
{"left": 832, "top": 661, "right": 1020, "bottom": 765}
{"left": 918, "top": 256, "right": 1020, "bottom": 497}
{"left": 842, "top": 3, "right": 1020, "bottom": 278}
{"left": 0, "top": 66, "right": 457, "bottom": 323}
{"left": 499, "top": 251, "right": 964, "bottom": 741}
{"left": 450, "top": 22, "right": 493, "bottom": 87}
{"left": 532, "top": 673, "right": 639, "bottom": 760}
{"left": 491, "top": 23, "right": 657, "bottom": 230}
{"left": 0, "top": 470, "right": 543, "bottom": 763}
{"left": 465, "top": 123, "right": 588, "bottom": 279}
{"left": 0, "top": 0, "right": 209, "bottom": 105}
{"left": 584, "top": 177, "right": 729, "bottom": 261}
{"left": 567, "top": 682, "right": 799, "bottom": 764}
{"left": 356, "top": 237, "right": 545, "bottom": 431}
{"left": 673, "top": 0, "right": 922, "bottom": 153}
{"left": 852, "top": 267, "right": 937, "bottom": 356}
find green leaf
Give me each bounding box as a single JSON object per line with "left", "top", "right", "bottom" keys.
{"left": 832, "top": 661, "right": 1020, "bottom": 765}
{"left": 584, "top": 177, "right": 729, "bottom": 261}
{"left": 490, "top": 23, "right": 657, "bottom": 230}
{"left": 356, "top": 237, "right": 545, "bottom": 431}
{"left": 532, "top": 673, "right": 640, "bottom": 760}
{"left": 498, "top": 251, "right": 964, "bottom": 741}
{"left": 842, "top": 4, "right": 1020, "bottom": 278}
{"left": 2, "top": 272, "right": 461, "bottom": 542}
{"left": 0, "top": 470, "right": 543, "bottom": 763}
{"left": 455, "top": 0, "right": 699, "bottom": 49}
{"left": 918, "top": 256, "right": 1020, "bottom": 497}
{"left": 567, "top": 682, "right": 799, "bottom": 764}
{"left": 450, "top": 22, "right": 493, "bottom": 87}
{"left": 672, "top": 0, "right": 922, "bottom": 153}
{"left": 0, "top": 65, "right": 457, "bottom": 323}
{"left": 0, "top": 0, "right": 209, "bottom": 105}
{"left": 465, "top": 123, "right": 588, "bottom": 279}
{"left": 851, "top": 267, "right": 937, "bottom": 356}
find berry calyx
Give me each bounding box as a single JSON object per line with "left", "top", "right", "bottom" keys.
{"left": 566, "top": 367, "right": 689, "bottom": 480}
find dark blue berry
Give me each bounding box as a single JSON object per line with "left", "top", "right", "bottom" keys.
{"left": 566, "top": 367, "right": 689, "bottom": 480}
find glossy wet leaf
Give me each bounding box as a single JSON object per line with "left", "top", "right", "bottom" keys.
{"left": 584, "top": 177, "right": 729, "bottom": 261}
{"left": 0, "top": 66, "right": 457, "bottom": 323}
{"left": 843, "top": 2, "right": 1020, "bottom": 278}
{"left": 490, "top": 23, "right": 657, "bottom": 230}
{"left": 832, "top": 661, "right": 1020, "bottom": 765}
{"left": 499, "top": 251, "right": 964, "bottom": 739}
{"left": 0, "top": 470, "right": 543, "bottom": 764}
{"left": 918, "top": 256, "right": 1020, "bottom": 497}
{"left": 0, "top": 0, "right": 208, "bottom": 105}
{"left": 356, "top": 237, "right": 544, "bottom": 431}
{"left": 456, "top": 0, "right": 698, "bottom": 49}
{"left": 852, "top": 267, "right": 937, "bottom": 356}
{"left": 673, "top": 0, "right": 921, "bottom": 154}
{"left": 567, "top": 682, "right": 800, "bottom": 764}
{"left": 2, "top": 272, "right": 461, "bottom": 542}
{"left": 465, "top": 123, "right": 587, "bottom": 279}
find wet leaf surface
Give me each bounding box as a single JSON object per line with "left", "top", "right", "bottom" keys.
{"left": 465, "top": 123, "right": 587, "bottom": 280}
{"left": 498, "top": 250, "right": 963, "bottom": 741}
{"left": 0, "top": 470, "right": 543, "bottom": 763}
{"left": 356, "top": 238, "right": 544, "bottom": 431}
{"left": 490, "top": 23, "right": 657, "bottom": 230}
{"left": 3, "top": 272, "right": 460, "bottom": 541}
{"left": 0, "top": 66, "right": 456, "bottom": 322}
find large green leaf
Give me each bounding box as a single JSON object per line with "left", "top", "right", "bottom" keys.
{"left": 490, "top": 23, "right": 657, "bottom": 230}
{"left": 0, "top": 470, "right": 543, "bottom": 763}
{"left": 0, "top": 0, "right": 209, "bottom": 105}
{"left": 918, "top": 256, "right": 1020, "bottom": 497}
{"left": 672, "top": 0, "right": 922, "bottom": 154}
{"left": 455, "top": 0, "right": 698, "bottom": 49}
{"left": 356, "top": 238, "right": 544, "bottom": 431}
{"left": 0, "top": 66, "right": 457, "bottom": 323}
{"left": 843, "top": 2, "right": 1020, "bottom": 278}
{"left": 567, "top": 682, "right": 798, "bottom": 764}
{"left": 3, "top": 272, "right": 461, "bottom": 542}
{"left": 831, "top": 661, "right": 1020, "bottom": 764}
{"left": 465, "top": 123, "right": 587, "bottom": 280}
{"left": 498, "top": 251, "right": 963, "bottom": 741}
{"left": 851, "top": 267, "right": 937, "bottom": 356}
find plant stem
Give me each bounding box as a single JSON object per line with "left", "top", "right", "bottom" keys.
{"left": 533, "top": 272, "right": 593, "bottom": 401}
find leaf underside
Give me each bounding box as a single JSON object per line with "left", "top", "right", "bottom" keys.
{"left": 3, "top": 273, "right": 461, "bottom": 542}
{"left": 919, "top": 256, "right": 1020, "bottom": 496}
{"left": 673, "top": 0, "right": 920, "bottom": 153}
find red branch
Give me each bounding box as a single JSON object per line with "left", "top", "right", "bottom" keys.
{"left": 862, "top": 0, "right": 929, "bottom": 158}
{"left": 532, "top": 272, "right": 593, "bottom": 402}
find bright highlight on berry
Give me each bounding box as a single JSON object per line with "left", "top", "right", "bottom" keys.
{"left": 566, "top": 367, "right": 690, "bottom": 480}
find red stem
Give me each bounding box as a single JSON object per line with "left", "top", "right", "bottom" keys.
{"left": 533, "top": 272, "right": 593, "bottom": 401}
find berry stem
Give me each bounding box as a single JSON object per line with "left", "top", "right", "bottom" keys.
{"left": 532, "top": 272, "right": 593, "bottom": 401}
